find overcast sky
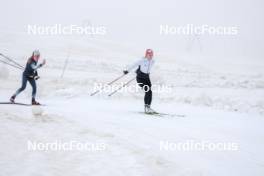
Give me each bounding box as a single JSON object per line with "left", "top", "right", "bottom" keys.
{"left": 0, "top": 0, "right": 263, "bottom": 60}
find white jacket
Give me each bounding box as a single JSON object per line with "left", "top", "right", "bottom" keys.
{"left": 127, "top": 58, "right": 155, "bottom": 74}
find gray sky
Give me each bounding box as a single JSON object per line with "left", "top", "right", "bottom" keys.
{"left": 1, "top": 0, "right": 263, "bottom": 60}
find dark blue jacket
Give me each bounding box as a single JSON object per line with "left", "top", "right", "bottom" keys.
{"left": 23, "top": 58, "right": 42, "bottom": 77}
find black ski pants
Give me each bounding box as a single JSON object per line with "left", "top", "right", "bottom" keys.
{"left": 136, "top": 76, "right": 152, "bottom": 106}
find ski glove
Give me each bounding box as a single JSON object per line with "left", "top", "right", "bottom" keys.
{"left": 34, "top": 76, "right": 40, "bottom": 80}
{"left": 123, "top": 70, "right": 129, "bottom": 75}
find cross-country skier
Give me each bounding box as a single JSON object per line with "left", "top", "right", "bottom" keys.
{"left": 10, "top": 50, "right": 46, "bottom": 105}
{"left": 123, "top": 49, "right": 155, "bottom": 114}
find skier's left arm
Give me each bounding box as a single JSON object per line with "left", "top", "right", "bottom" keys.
{"left": 152, "top": 59, "right": 155, "bottom": 67}
{"left": 150, "top": 59, "right": 156, "bottom": 73}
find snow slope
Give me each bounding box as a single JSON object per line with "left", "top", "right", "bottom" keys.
{"left": 0, "top": 95, "right": 264, "bottom": 176}
{"left": 0, "top": 32, "right": 264, "bottom": 176}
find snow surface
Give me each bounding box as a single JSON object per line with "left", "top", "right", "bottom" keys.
{"left": 0, "top": 95, "right": 264, "bottom": 176}
{"left": 0, "top": 34, "right": 264, "bottom": 176}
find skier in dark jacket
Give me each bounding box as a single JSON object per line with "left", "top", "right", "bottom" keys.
{"left": 123, "top": 49, "right": 155, "bottom": 113}
{"left": 10, "top": 50, "right": 46, "bottom": 105}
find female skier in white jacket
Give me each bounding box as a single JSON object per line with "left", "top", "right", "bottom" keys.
{"left": 123, "top": 49, "right": 155, "bottom": 113}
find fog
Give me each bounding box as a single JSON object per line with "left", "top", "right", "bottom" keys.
{"left": 1, "top": 0, "right": 263, "bottom": 62}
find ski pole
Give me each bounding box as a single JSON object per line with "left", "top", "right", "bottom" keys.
{"left": 61, "top": 47, "right": 71, "bottom": 78}
{"left": 108, "top": 77, "right": 136, "bottom": 97}
{"left": 90, "top": 74, "right": 127, "bottom": 96}
{"left": 0, "top": 59, "right": 23, "bottom": 70}
{"left": 0, "top": 53, "right": 24, "bottom": 69}
{"left": 0, "top": 53, "right": 24, "bottom": 68}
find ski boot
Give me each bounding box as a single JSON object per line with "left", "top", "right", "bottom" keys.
{"left": 144, "top": 105, "right": 157, "bottom": 114}
{"left": 32, "top": 98, "right": 40, "bottom": 105}
{"left": 10, "top": 95, "right": 16, "bottom": 103}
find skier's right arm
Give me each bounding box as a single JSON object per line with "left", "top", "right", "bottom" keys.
{"left": 123, "top": 59, "right": 143, "bottom": 74}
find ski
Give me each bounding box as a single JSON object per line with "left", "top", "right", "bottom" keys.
{"left": 0, "top": 102, "right": 43, "bottom": 106}
{"left": 157, "top": 112, "right": 186, "bottom": 118}
{"left": 139, "top": 112, "right": 185, "bottom": 118}
{"left": 141, "top": 112, "right": 164, "bottom": 117}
